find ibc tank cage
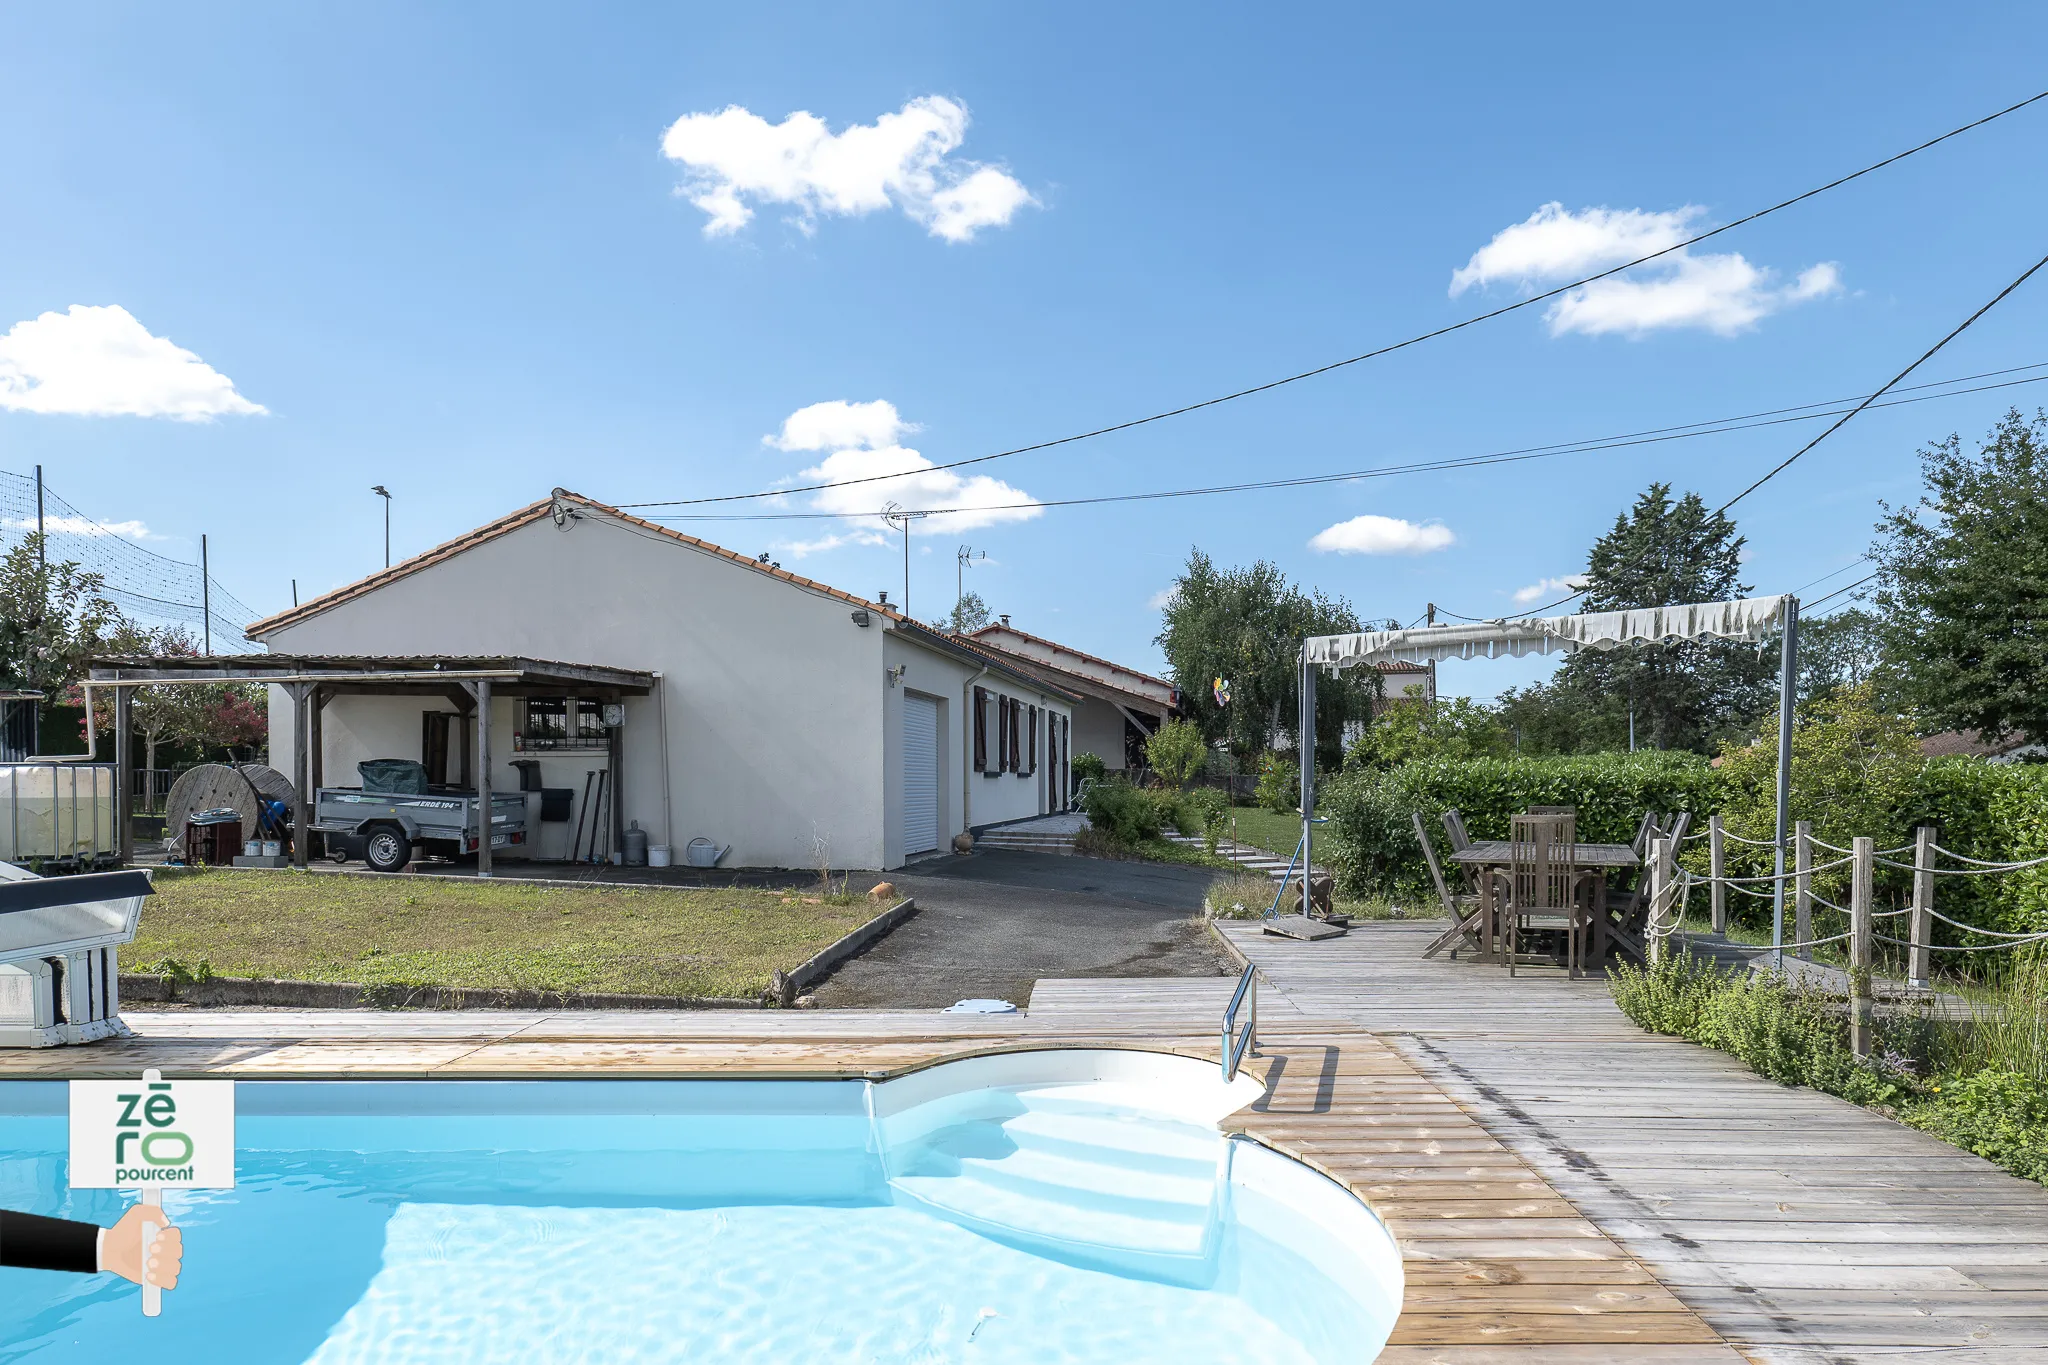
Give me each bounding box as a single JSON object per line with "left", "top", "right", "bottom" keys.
{"left": 0, "top": 762, "right": 119, "bottom": 871}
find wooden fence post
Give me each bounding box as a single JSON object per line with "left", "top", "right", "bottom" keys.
{"left": 1849, "top": 836, "right": 1874, "bottom": 1058}
{"left": 1708, "top": 814, "right": 1726, "bottom": 933}
{"left": 1909, "top": 825, "right": 1935, "bottom": 990}
{"left": 1648, "top": 836, "right": 1669, "bottom": 966}
{"left": 1794, "top": 820, "right": 1813, "bottom": 963}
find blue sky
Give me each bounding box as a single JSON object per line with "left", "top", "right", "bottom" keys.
{"left": 4, "top": 4, "right": 2045, "bottom": 698}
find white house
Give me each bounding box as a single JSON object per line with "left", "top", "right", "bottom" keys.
{"left": 245, "top": 491, "right": 1076, "bottom": 872}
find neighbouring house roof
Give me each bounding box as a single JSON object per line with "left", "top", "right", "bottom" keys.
{"left": 238, "top": 491, "right": 1079, "bottom": 705}
{"left": 961, "top": 634, "right": 1168, "bottom": 716}
{"left": 1919, "top": 729, "right": 2043, "bottom": 761}
{"left": 965, "top": 623, "right": 1177, "bottom": 710}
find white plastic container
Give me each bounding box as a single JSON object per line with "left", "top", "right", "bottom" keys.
{"left": 647, "top": 845, "right": 672, "bottom": 868}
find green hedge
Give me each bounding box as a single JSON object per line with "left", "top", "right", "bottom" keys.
{"left": 1319, "top": 751, "right": 1719, "bottom": 899}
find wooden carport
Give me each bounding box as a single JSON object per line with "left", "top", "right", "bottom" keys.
{"left": 88, "top": 655, "right": 655, "bottom": 875}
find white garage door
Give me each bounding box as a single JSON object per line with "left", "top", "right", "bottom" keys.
{"left": 903, "top": 694, "right": 940, "bottom": 855}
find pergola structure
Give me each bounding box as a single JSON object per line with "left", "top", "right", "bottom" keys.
{"left": 88, "top": 655, "right": 655, "bottom": 876}
{"left": 1298, "top": 595, "right": 1800, "bottom": 958}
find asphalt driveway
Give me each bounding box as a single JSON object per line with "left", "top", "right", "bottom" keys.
{"left": 807, "top": 849, "right": 1235, "bottom": 1009}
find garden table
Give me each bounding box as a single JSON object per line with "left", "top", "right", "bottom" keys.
{"left": 1450, "top": 841, "right": 1642, "bottom": 965}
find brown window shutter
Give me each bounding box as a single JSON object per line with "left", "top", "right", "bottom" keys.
{"left": 1027, "top": 706, "right": 1038, "bottom": 775}
{"left": 1008, "top": 698, "right": 1021, "bottom": 774}
{"left": 973, "top": 687, "right": 987, "bottom": 772}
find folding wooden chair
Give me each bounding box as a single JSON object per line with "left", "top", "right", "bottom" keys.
{"left": 1416, "top": 811, "right": 1485, "bottom": 960}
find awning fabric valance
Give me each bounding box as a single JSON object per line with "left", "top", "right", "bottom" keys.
{"left": 1305, "top": 595, "right": 1790, "bottom": 670}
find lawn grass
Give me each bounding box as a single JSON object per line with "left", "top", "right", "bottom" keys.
{"left": 130, "top": 870, "right": 878, "bottom": 999}
{"left": 1217, "top": 805, "right": 1308, "bottom": 858}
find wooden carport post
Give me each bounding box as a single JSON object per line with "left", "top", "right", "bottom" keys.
{"left": 285, "top": 681, "right": 313, "bottom": 868}
{"left": 468, "top": 677, "right": 493, "bottom": 878}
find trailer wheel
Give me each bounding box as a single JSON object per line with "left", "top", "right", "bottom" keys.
{"left": 363, "top": 826, "right": 413, "bottom": 873}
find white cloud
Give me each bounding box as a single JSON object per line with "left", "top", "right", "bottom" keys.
{"left": 1309, "top": 515, "right": 1454, "bottom": 556}
{"left": 765, "top": 400, "right": 1041, "bottom": 558}
{"left": 1512, "top": 574, "right": 1587, "bottom": 605}
{"left": 1452, "top": 203, "right": 1700, "bottom": 294}
{"left": 661, "top": 95, "right": 1035, "bottom": 242}
{"left": 1147, "top": 586, "right": 1180, "bottom": 610}
{"left": 1451, "top": 202, "right": 1841, "bottom": 337}
{"left": 0, "top": 305, "right": 266, "bottom": 420}
{"left": 765, "top": 399, "right": 914, "bottom": 452}
{"left": 3, "top": 514, "right": 166, "bottom": 542}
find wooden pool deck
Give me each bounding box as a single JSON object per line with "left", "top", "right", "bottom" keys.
{"left": 4, "top": 918, "right": 2042, "bottom": 1361}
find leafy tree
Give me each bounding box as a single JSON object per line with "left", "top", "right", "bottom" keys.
{"left": 1154, "top": 549, "right": 1375, "bottom": 767}
{"left": 1797, "top": 607, "right": 1890, "bottom": 707}
{"left": 1143, "top": 717, "right": 1208, "bottom": 789}
{"left": 1712, "top": 683, "right": 1922, "bottom": 901}
{"left": 1547, "top": 483, "right": 1774, "bottom": 753}
{"left": 81, "top": 623, "right": 269, "bottom": 769}
{"left": 1871, "top": 409, "right": 2048, "bottom": 745}
{"left": 947, "top": 590, "right": 991, "bottom": 634}
{"left": 1494, "top": 679, "right": 1625, "bottom": 755}
{"left": 1347, "top": 687, "right": 1509, "bottom": 767}
{"left": 0, "top": 533, "right": 120, "bottom": 697}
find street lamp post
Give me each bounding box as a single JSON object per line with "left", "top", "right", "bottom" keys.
{"left": 371, "top": 485, "right": 392, "bottom": 568}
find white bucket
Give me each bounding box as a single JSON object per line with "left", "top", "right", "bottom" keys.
{"left": 243, "top": 841, "right": 261, "bottom": 858}
{"left": 648, "top": 845, "right": 672, "bottom": 868}
{"left": 261, "top": 840, "right": 282, "bottom": 858}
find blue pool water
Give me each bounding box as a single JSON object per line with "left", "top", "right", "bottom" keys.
{"left": 0, "top": 1067, "right": 1400, "bottom": 1363}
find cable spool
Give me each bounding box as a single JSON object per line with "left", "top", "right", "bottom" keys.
{"left": 162, "top": 764, "right": 296, "bottom": 857}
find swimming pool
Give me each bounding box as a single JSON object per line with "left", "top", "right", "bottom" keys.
{"left": 0, "top": 1051, "right": 1402, "bottom": 1363}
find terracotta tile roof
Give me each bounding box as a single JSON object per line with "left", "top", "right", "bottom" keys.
{"left": 245, "top": 490, "right": 911, "bottom": 639}
{"left": 958, "top": 635, "right": 1171, "bottom": 714}
{"left": 965, "top": 622, "right": 1175, "bottom": 694}
{"left": 240, "top": 490, "right": 1076, "bottom": 702}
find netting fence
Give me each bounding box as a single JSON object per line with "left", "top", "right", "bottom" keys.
{"left": 1, "top": 466, "right": 262, "bottom": 653}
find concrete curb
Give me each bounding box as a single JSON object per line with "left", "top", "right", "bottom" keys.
{"left": 771, "top": 897, "right": 918, "bottom": 1006}
{"left": 119, "top": 975, "right": 762, "bottom": 1011}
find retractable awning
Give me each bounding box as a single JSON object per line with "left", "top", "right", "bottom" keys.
{"left": 1304, "top": 595, "right": 1790, "bottom": 669}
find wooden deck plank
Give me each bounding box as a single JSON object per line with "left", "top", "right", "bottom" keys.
{"left": 1223, "top": 919, "right": 2048, "bottom": 1361}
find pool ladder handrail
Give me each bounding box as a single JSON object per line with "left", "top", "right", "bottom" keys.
{"left": 1221, "top": 961, "right": 1257, "bottom": 1082}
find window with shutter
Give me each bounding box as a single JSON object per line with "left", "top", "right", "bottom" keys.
{"left": 995, "top": 694, "right": 1009, "bottom": 774}
{"left": 972, "top": 687, "right": 987, "bottom": 772}
{"left": 1025, "top": 705, "right": 1038, "bottom": 776}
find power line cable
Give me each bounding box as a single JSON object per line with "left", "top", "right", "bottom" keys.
{"left": 642, "top": 363, "right": 2048, "bottom": 524}
{"left": 619, "top": 89, "right": 2048, "bottom": 513}
{"left": 1716, "top": 250, "right": 2048, "bottom": 512}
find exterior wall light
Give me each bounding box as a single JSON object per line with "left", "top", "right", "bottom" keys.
{"left": 850, "top": 609, "right": 872, "bottom": 627}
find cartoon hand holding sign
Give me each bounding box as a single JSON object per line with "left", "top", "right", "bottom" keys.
{"left": 66, "top": 1067, "right": 234, "bottom": 1315}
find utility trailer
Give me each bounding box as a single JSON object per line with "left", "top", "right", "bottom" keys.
{"left": 313, "top": 760, "right": 526, "bottom": 873}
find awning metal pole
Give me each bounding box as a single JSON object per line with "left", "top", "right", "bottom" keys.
{"left": 1771, "top": 596, "right": 1800, "bottom": 970}
{"left": 1299, "top": 649, "right": 1316, "bottom": 918}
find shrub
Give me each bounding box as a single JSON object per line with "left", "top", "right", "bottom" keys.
{"left": 1080, "top": 779, "right": 1162, "bottom": 844}
{"left": 1320, "top": 750, "right": 1720, "bottom": 898}
{"left": 1145, "top": 719, "right": 1209, "bottom": 789}
{"left": 1071, "top": 751, "right": 1108, "bottom": 786}
{"left": 1903, "top": 1071, "right": 2048, "bottom": 1185}
{"left": 1184, "top": 787, "right": 1229, "bottom": 850}
{"left": 1611, "top": 952, "right": 1908, "bottom": 1107}
{"left": 1255, "top": 751, "right": 1298, "bottom": 813}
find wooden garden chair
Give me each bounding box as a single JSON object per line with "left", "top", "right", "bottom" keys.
{"left": 1416, "top": 811, "right": 1486, "bottom": 960}
{"left": 1502, "top": 812, "right": 1594, "bottom": 978}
